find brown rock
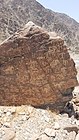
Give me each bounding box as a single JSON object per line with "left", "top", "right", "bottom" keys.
{"left": 2, "top": 128, "right": 16, "bottom": 140}
{"left": 64, "top": 125, "right": 79, "bottom": 134}
{"left": 0, "top": 21, "right": 78, "bottom": 111}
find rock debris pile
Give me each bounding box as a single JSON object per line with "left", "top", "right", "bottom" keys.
{"left": 0, "top": 105, "right": 79, "bottom": 140}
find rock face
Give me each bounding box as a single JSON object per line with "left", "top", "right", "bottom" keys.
{"left": 0, "top": 22, "right": 78, "bottom": 111}
{"left": 0, "top": 0, "right": 79, "bottom": 52}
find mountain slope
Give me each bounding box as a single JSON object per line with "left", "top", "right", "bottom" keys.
{"left": 0, "top": 0, "right": 79, "bottom": 52}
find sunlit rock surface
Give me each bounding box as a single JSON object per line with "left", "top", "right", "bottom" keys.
{"left": 0, "top": 21, "right": 78, "bottom": 111}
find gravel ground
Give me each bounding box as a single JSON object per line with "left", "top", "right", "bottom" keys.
{"left": 0, "top": 105, "right": 79, "bottom": 140}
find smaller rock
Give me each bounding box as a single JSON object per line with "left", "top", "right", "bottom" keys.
{"left": 75, "top": 133, "right": 79, "bottom": 140}
{"left": 30, "top": 134, "right": 39, "bottom": 140}
{"left": 44, "top": 128, "right": 56, "bottom": 137}
{"left": 3, "top": 109, "right": 8, "bottom": 113}
{"left": 0, "top": 113, "right": 2, "bottom": 117}
{"left": 3, "top": 122, "right": 11, "bottom": 128}
{"left": 39, "top": 134, "right": 50, "bottom": 140}
{"left": 3, "top": 117, "right": 7, "bottom": 122}
{"left": 6, "top": 112, "right": 11, "bottom": 116}
{"left": 13, "top": 138, "right": 18, "bottom": 140}
{"left": 18, "top": 112, "right": 26, "bottom": 115}
{"left": 0, "top": 130, "right": 5, "bottom": 138}
{"left": 76, "top": 120, "right": 79, "bottom": 126}
{"left": 44, "top": 116, "right": 50, "bottom": 122}
{"left": 1, "top": 131, "right": 5, "bottom": 136}
{"left": 27, "top": 106, "right": 34, "bottom": 114}
{"left": 10, "top": 107, "right": 16, "bottom": 114}
{"left": 21, "top": 115, "right": 29, "bottom": 121}
{"left": 0, "top": 110, "right": 3, "bottom": 117}
{"left": 2, "top": 128, "right": 16, "bottom": 140}
{"left": 63, "top": 130, "right": 68, "bottom": 138}
{"left": 64, "top": 125, "right": 79, "bottom": 134}
{"left": 73, "top": 86, "right": 79, "bottom": 96}
{"left": 61, "top": 113, "right": 68, "bottom": 118}
{"left": 54, "top": 122, "right": 60, "bottom": 130}
{"left": 68, "top": 131, "right": 76, "bottom": 140}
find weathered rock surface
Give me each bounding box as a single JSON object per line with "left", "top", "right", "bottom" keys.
{"left": 0, "top": 21, "right": 78, "bottom": 111}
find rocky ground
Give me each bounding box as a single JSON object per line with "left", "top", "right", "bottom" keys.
{"left": 0, "top": 53, "right": 79, "bottom": 140}
{"left": 0, "top": 105, "right": 79, "bottom": 140}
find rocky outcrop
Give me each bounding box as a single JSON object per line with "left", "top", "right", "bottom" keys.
{"left": 0, "top": 22, "right": 78, "bottom": 111}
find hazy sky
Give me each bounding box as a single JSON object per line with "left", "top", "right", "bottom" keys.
{"left": 37, "top": 0, "right": 79, "bottom": 22}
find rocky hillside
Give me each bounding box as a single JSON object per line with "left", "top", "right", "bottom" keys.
{"left": 0, "top": 0, "right": 79, "bottom": 52}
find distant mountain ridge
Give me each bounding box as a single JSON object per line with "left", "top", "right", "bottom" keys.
{"left": 0, "top": 0, "right": 79, "bottom": 52}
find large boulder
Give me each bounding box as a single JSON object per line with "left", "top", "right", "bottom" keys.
{"left": 0, "top": 21, "right": 78, "bottom": 111}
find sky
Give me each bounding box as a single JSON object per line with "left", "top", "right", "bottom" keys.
{"left": 37, "top": 0, "right": 79, "bottom": 22}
